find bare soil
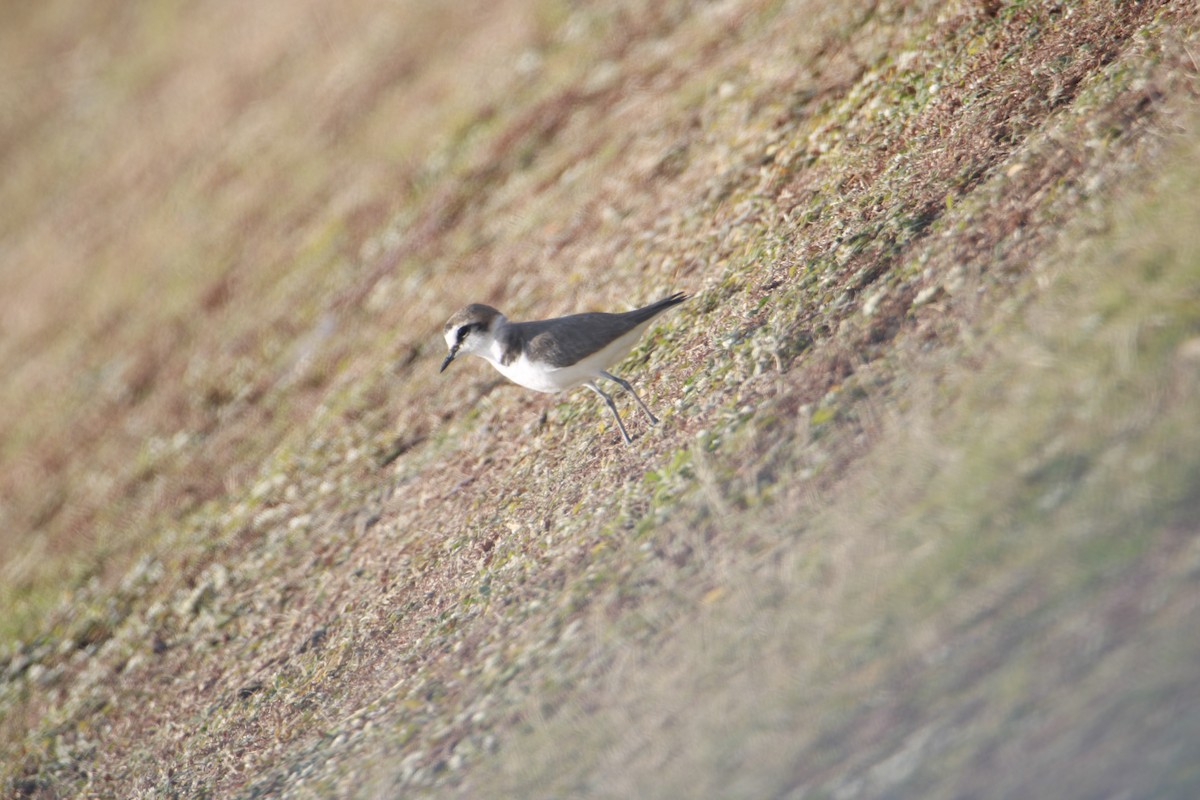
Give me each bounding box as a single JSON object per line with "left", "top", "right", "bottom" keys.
{"left": 2, "top": 0, "right": 1199, "bottom": 797}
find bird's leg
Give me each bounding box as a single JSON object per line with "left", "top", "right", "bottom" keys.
{"left": 585, "top": 382, "right": 633, "bottom": 444}
{"left": 601, "top": 370, "right": 659, "bottom": 425}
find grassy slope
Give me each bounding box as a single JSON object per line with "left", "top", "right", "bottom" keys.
{"left": 469, "top": 124, "right": 1200, "bottom": 800}
{"left": 1, "top": 0, "right": 1198, "bottom": 797}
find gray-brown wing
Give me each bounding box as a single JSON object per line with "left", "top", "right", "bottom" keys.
{"left": 498, "top": 313, "right": 636, "bottom": 368}
{"left": 499, "top": 293, "right": 687, "bottom": 368}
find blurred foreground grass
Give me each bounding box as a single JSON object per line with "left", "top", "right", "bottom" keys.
{"left": 466, "top": 120, "right": 1200, "bottom": 799}
{"left": 3, "top": 1, "right": 1200, "bottom": 797}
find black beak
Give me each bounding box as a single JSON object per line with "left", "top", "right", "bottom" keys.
{"left": 440, "top": 348, "right": 458, "bottom": 373}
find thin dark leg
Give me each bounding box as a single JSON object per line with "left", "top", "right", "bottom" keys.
{"left": 601, "top": 370, "right": 659, "bottom": 425}
{"left": 585, "top": 382, "right": 632, "bottom": 444}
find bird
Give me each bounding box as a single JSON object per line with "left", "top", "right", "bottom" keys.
{"left": 440, "top": 292, "right": 687, "bottom": 444}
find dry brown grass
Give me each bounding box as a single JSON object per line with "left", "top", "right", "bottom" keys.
{"left": 2, "top": 0, "right": 1199, "bottom": 796}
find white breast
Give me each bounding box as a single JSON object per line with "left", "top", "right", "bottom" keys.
{"left": 485, "top": 322, "right": 651, "bottom": 393}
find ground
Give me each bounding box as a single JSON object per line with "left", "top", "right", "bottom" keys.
{"left": 2, "top": 0, "right": 1200, "bottom": 797}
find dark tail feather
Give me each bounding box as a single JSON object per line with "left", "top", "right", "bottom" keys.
{"left": 627, "top": 291, "right": 688, "bottom": 324}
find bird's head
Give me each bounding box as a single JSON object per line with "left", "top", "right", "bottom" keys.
{"left": 441, "top": 304, "right": 502, "bottom": 372}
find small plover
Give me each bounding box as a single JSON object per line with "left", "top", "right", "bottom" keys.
{"left": 440, "top": 292, "right": 687, "bottom": 443}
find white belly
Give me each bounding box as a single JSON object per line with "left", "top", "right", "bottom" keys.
{"left": 487, "top": 324, "right": 649, "bottom": 393}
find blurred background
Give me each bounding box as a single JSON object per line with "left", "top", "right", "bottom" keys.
{"left": 3, "top": 1, "right": 1200, "bottom": 797}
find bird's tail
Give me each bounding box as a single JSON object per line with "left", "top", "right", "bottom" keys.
{"left": 627, "top": 292, "right": 688, "bottom": 324}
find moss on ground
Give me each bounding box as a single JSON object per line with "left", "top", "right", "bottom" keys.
{"left": 2, "top": 0, "right": 1199, "bottom": 797}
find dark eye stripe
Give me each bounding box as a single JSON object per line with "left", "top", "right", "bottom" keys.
{"left": 456, "top": 323, "right": 478, "bottom": 344}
